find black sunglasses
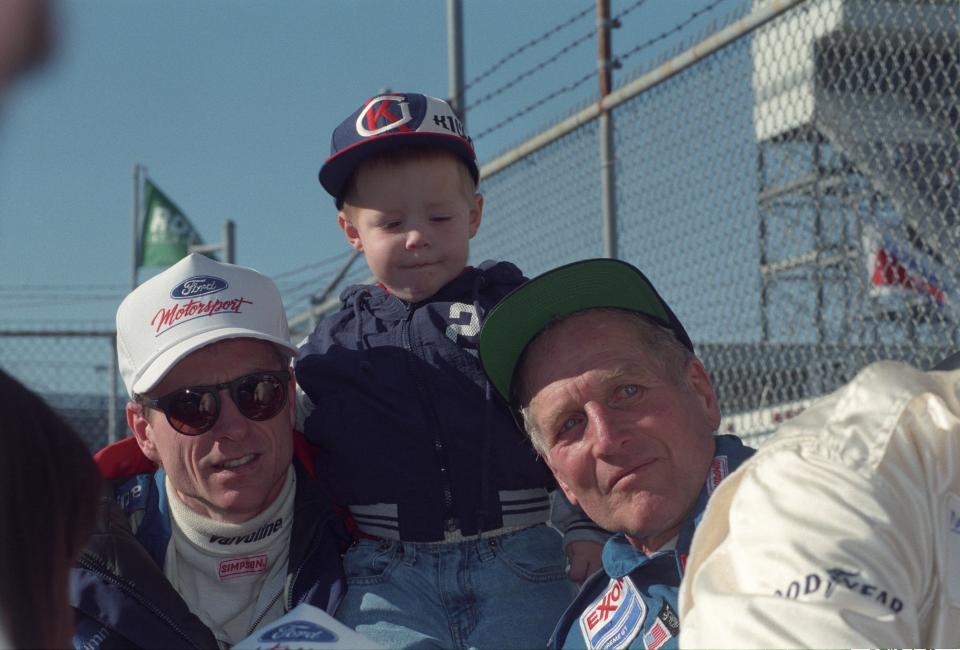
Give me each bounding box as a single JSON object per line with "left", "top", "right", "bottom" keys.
{"left": 138, "top": 369, "right": 290, "bottom": 435}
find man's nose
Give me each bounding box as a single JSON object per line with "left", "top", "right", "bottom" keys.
{"left": 212, "top": 390, "right": 250, "bottom": 440}
{"left": 585, "top": 401, "right": 629, "bottom": 454}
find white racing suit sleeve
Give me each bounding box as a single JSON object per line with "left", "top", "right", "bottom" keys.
{"left": 680, "top": 361, "right": 960, "bottom": 649}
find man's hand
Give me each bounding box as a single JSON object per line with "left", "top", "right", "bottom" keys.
{"left": 566, "top": 540, "right": 604, "bottom": 586}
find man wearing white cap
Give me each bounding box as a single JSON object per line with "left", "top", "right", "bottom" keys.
{"left": 70, "top": 254, "right": 349, "bottom": 649}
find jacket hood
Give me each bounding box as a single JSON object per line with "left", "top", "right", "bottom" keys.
{"left": 338, "top": 261, "right": 525, "bottom": 319}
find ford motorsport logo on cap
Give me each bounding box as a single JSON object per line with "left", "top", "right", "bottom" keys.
{"left": 171, "top": 275, "right": 228, "bottom": 299}
{"left": 259, "top": 621, "right": 337, "bottom": 643}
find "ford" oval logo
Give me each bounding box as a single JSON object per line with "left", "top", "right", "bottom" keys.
{"left": 259, "top": 621, "right": 337, "bottom": 643}
{"left": 171, "top": 275, "right": 228, "bottom": 299}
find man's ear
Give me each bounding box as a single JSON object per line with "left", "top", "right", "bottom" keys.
{"left": 338, "top": 212, "right": 363, "bottom": 252}
{"left": 555, "top": 476, "right": 580, "bottom": 509}
{"left": 468, "top": 193, "right": 483, "bottom": 239}
{"left": 287, "top": 374, "right": 297, "bottom": 429}
{"left": 543, "top": 452, "right": 580, "bottom": 508}
{"left": 127, "top": 403, "right": 162, "bottom": 465}
{"left": 686, "top": 358, "right": 722, "bottom": 430}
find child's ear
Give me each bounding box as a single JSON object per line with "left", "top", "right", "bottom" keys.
{"left": 468, "top": 193, "right": 483, "bottom": 239}
{"left": 338, "top": 212, "right": 363, "bottom": 252}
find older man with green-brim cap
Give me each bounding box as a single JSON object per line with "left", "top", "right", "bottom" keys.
{"left": 478, "top": 258, "right": 753, "bottom": 650}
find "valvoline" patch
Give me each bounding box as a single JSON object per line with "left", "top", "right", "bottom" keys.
{"left": 579, "top": 577, "right": 647, "bottom": 649}
{"left": 171, "top": 275, "right": 228, "bottom": 299}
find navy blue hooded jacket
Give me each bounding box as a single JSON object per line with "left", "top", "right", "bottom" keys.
{"left": 296, "top": 261, "right": 558, "bottom": 543}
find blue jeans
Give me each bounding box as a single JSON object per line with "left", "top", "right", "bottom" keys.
{"left": 336, "top": 524, "right": 577, "bottom": 649}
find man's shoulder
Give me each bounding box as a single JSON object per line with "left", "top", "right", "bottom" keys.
{"left": 552, "top": 567, "right": 672, "bottom": 650}
{"left": 755, "top": 360, "right": 949, "bottom": 472}
{"left": 549, "top": 569, "right": 613, "bottom": 648}
{"left": 95, "top": 436, "right": 156, "bottom": 481}
{"left": 432, "top": 261, "right": 526, "bottom": 297}
{"left": 300, "top": 284, "right": 400, "bottom": 349}
{"left": 474, "top": 259, "right": 527, "bottom": 294}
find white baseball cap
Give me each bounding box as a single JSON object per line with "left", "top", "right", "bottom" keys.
{"left": 116, "top": 253, "right": 297, "bottom": 398}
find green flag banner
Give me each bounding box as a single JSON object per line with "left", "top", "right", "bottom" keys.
{"left": 139, "top": 179, "right": 205, "bottom": 268}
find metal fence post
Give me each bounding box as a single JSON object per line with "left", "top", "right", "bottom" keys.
{"left": 597, "top": 0, "right": 617, "bottom": 259}
{"left": 108, "top": 333, "right": 119, "bottom": 444}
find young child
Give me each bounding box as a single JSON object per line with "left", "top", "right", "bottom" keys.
{"left": 296, "top": 92, "right": 605, "bottom": 649}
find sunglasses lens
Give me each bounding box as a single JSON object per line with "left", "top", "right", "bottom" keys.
{"left": 166, "top": 390, "right": 219, "bottom": 434}
{"left": 234, "top": 374, "right": 287, "bottom": 421}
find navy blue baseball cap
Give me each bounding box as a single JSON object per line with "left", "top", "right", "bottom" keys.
{"left": 319, "top": 92, "right": 479, "bottom": 208}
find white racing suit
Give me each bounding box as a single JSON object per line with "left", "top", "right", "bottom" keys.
{"left": 680, "top": 360, "right": 960, "bottom": 648}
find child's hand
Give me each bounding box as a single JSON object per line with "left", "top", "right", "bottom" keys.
{"left": 565, "top": 540, "right": 604, "bottom": 586}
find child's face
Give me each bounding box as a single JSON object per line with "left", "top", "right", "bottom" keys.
{"left": 339, "top": 155, "right": 482, "bottom": 303}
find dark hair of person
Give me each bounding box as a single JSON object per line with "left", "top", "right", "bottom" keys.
{"left": 0, "top": 368, "right": 102, "bottom": 648}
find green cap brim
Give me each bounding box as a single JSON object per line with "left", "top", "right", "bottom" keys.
{"left": 478, "top": 258, "right": 694, "bottom": 404}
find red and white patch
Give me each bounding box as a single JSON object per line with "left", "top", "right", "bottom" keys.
{"left": 579, "top": 577, "right": 646, "bottom": 649}
{"left": 218, "top": 553, "right": 268, "bottom": 580}
{"left": 705, "top": 455, "right": 729, "bottom": 495}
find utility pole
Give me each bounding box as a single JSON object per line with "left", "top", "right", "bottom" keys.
{"left": 131, "top": 163, "right": 143, "bottom": 290}
{"left": 447, "top": 0, "right": 465, "bottom": 125}
{"left": 597, "top": 0, "right": 618, "bottom": 259}
{"left": 189, "top": 219, "right": 236, "bottom": 264}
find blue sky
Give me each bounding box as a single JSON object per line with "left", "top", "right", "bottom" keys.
{"left": 0, "top": 0, "right": 741, "bottom": 327}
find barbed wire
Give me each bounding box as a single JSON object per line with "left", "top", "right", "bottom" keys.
{"left": 0, "top": 319, "right": 115, "bottom": 331}
{"left": 280, "top": 272, "right": 342, "bottom": 306}
{"left": 473, "top": 67, "right": 596, "bottom": 142}
{"left": 0, "top": 295, "right": 124, "bottom": 309}
{"left": 616, "top": 0, "right": 732, "bottom": 66}
{"left": 612, "top": 0, "right": 653, "bottom": 22}
{"left": 464, "top": 2, "right": 594, "bottom": 93}
{"left": 473, "top": 0, "right": 733, "bottom": 142}
{"left": 0, "top": 283, "right": 127, "bottom": 292}
{"left": 272, "top": 250, "right": 353, "bottom": 281}
{"left": 465, "top": 27, "right": 596, "bottom": 113}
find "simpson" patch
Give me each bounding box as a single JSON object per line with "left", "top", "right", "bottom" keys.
{"left": 219, "top": 554, "right": 268, "bottom": 580}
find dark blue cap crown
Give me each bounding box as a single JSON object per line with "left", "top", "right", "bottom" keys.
{"left": 319, "top": 93, "right": 479, "bottom": 207}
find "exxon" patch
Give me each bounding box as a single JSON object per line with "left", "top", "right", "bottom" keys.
{"left": 579, "top": 577, "right": 647, "bottom": 650}
{"left": 171, "top": 275, "right": 228, "bottom": 299}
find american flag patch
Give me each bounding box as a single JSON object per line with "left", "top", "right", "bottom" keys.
{"left": 579, "top": 577, "right": 646, "bottom": 649}
{"left": 643, "top": 618, "right": 672, "bottom": 649}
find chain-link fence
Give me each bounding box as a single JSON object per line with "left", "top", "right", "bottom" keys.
{"left": 4, "top": 0, "right": 958, "bottom": 449}
{"left": 473, "top": 0, "right": 960, "bottom": 445}
{"left": 0, "top": 327, "right": 125, "bottom": 451}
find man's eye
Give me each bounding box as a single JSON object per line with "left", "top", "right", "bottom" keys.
{"left": 619, "top": 384, "right": 641, "bottom": 399}
{"left": 380, "top": 221, "right": 401, "bottom": 230}
{"left": 557, "top": 415, "right": 582, "bottom": 438}
{"left": 430, "top": 214, "right": 452, "bottom": 222}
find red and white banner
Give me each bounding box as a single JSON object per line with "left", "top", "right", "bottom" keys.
{"left": 862, "top": 225, "right": 949, "bottom": 306}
